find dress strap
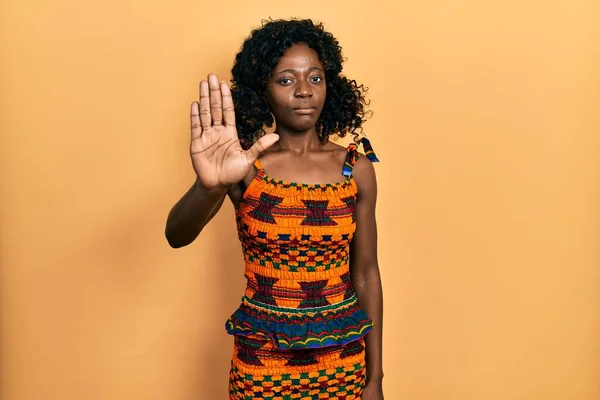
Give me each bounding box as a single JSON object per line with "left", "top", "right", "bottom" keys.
{"left": 342, "top": 137, "right": 380, "bottom": 177}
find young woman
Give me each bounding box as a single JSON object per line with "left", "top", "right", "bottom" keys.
{"left": 166, "top": 19, "right": 384, "bottom": 400}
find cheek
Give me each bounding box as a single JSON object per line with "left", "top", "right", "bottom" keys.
{"left": 316, "top": 86, "right": 326, "bottom": 106}
{"left": 268, "top": 91, "right": 292, "bottom": 112}
{"left": 271, "top": 96, "right": 289, "bottom": 109}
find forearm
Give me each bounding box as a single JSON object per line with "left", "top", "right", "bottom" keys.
{"left": 353, "top": 267, "right": 384, "bottom": 382}
{"left": 165, "top": 178, "right": 229, "bottom": 248}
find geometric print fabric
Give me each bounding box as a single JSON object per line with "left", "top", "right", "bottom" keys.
{"left": 227, "top": 143, "right": 378, "bottom": 397}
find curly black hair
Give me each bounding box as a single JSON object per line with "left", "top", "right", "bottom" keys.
{"left": 230, "top": 18, "right": 370, "bottom": 149}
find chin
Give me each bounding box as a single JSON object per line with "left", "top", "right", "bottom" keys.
{"left": 288, "top": 116, "right": 320, "bottom": 131}
{"left": 289, "top": 122, "right": 318, "bottom": 132}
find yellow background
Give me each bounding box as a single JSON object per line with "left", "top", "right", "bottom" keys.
{"left": 1, "top": 0, "right": 599, "bottom": 399}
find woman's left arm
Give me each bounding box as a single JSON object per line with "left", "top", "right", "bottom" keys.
{"left": 350, "top": 156, "right": 384, "bottom": 393}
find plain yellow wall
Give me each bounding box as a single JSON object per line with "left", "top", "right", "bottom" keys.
{"left": 1, "top": 0, "right": 599, "bottom": 399}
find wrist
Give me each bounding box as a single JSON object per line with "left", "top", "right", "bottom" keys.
{"left": 195, "top": 177, "right": 230, "bottom": 193}
{"left": 367, "top": 371, "right": 384, "bottom": 384}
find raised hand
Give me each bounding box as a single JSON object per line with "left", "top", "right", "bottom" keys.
{"left": 189, "top": 73, "right": 279, "bottom": 189}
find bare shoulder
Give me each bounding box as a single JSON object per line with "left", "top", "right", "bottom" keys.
{"left": 324, "top": 140, "right": 350, "bottom": 163}
{"left": 227, "top": 159, "right": 261, "bottom": 207}
{"left": 352, "top": 153, "right": 377, "bottom": 198}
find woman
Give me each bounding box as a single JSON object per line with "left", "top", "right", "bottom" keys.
{"left": 166, "top": 19, "right": 384, "bottom": 400}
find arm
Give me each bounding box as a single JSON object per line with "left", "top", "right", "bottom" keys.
{"left": 350, "top": 156, "right": 384, "bottom": 386}
{"left": 164, "top": 178, "right": 231, "bottom": 248}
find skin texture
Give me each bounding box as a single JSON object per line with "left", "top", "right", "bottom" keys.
{"left": 229, "top": 18, "right": 370, "bottom": 150}
{"left": 165, "top": 39, "right": 384, "bottom": 399}
{"left": 265, "top": 43, "right": 326, "bottom": 135}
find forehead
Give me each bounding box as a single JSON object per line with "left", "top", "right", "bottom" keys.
{"left": 273, "top": 42, "right": 323, "bottom": 70}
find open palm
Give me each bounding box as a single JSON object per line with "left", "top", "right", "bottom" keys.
{"left": 190, "top": 74, "right": 278, "bottom": 189}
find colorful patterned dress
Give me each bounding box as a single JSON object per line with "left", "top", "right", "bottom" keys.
{"left": 226, "top": 138, "right": 379, "bottom": 399}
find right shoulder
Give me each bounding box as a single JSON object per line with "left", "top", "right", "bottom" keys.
{"left": 226, "top": 158, "right": 262, "bottom": 207}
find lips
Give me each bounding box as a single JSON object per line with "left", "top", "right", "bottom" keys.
{"left": 293, "top": 106, "right": 316, "bottom": 115}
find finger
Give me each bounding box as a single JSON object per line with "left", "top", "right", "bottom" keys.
{"left": 220, "top": 81, "right": 236, "bottom": 127}
{"left": 199, "top": 80, "right": 211, "bottom": 129}
{"left": 246, "top": 133, "right": 279, "bottom": 161}
{"left": 190, "top": 101, "right": 202, "bottom": 141}
{"left": 208, "top": 73, "right": 223, "bottom": 126}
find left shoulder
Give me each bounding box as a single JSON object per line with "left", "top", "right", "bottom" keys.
{"left": 324, "top": 140, "right": 350, "bottom": 164}
{"left": 352, "top": 153, "right": 377, "bottom": 198}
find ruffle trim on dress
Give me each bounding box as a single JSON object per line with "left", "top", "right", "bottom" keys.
{"left": 225, "top": 297, "right": 374, "bottom": 350}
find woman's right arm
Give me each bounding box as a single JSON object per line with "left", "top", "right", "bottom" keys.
{"left": 164, "top": 74, "right": 278, "bottom": 248}
{"left": 164, "top": 178, "right": 230, "bottom": 248}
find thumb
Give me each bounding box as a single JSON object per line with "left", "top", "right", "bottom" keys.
{"left": 246, "top": 133, "right": 279, "bottom": 162}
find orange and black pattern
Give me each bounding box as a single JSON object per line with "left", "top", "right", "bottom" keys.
{"left": 229, "top": 336, "right": 367, "bottom": 399}
{"left": 225, "top": 141, "right": 379, "bottom": 398}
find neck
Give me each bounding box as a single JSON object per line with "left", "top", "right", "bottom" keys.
{"left": 273, "top": 126, "right": 324, "bottom": 154}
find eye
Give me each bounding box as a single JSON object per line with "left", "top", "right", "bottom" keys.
{"left": 279, "top": 78, "right": 293, "bottom": 85}
{"left": 311, "top": 76, "right": 323, "bottom": 83}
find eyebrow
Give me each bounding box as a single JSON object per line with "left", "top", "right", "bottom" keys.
{"left": 275, "top": 66, "right": 324, "bottom": 75}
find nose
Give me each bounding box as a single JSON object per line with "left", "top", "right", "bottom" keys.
{"left": 294, "top": 79, "right": 313, "bottom": 98}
